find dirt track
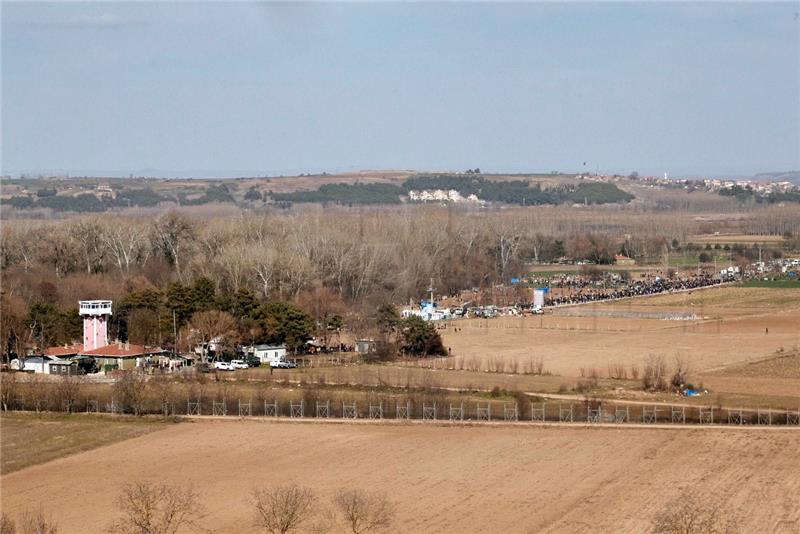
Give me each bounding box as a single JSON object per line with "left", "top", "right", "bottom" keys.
{"left": 2, "top": 420, "right": 799, "bottom": 533}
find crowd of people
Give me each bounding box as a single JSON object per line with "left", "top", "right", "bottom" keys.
{"left": 544, "top": 273, "right": 731, "bottom": 307}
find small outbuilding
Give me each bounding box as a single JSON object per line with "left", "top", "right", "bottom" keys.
{"left": 355, "top": 339, "right": 376, "bottom": 355}
{"left": 614, "top": 255, "right": 636, "bottom": 266}
{"left": 246, "top": 344, "right": 287, "bottom": 365}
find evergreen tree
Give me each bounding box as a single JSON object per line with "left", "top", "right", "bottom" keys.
{"left": 398, "top": 316, "right": 445, "bottom": 356}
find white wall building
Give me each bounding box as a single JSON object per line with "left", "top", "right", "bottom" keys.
{"left": 246, "top": 344, "right": 287, "bottom": 364}
{"left": 401, "top": 301, "right": 452, "bottom": 321}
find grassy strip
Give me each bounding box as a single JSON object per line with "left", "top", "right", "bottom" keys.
{"left": 0, "top": 412, "right": 175, "bottom": 474}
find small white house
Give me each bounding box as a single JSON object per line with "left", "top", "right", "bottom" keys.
{"left": 401, "top": 301, "right": 452, "bottom": 321}
{"left": 10, "top": 355, "right": 71, "bottom": 374}
{"left": 247, "top": 344, "right": 287, "bottom": 365}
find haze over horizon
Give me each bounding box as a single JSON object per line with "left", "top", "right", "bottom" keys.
{"left": 2, "top": 2, "right": 799, "bottom": 178}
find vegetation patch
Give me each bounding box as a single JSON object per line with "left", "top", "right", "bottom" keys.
{"left": 268, "top": 174, "right": 634, "bottom": 206}
{"left": 0, "top": 412, "right": 173, "bottom": 474}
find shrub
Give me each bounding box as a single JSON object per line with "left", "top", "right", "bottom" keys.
{"left": 112, "top": 372, "right": 149, "bottom": 415}
{"left": 16, "top": 509, "right": 59, "bottom": 534}
{"left": 643, "top": 355, "right": 667, "bottom": 391}
{"left": 652, "top": 493, "right": 740, "bottom": 534}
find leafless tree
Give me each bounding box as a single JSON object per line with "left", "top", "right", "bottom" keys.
{"left": 251, "top": 485, "right": 316, "bottom": 534}
{"left": 112, "top": 372, "right": 149, "bottom": 415}
{"left": 103, "top": 222, "right": 150, "bottom": 273}
{"left": 643, "top": 354, "right": 667, "bottom": 391}
{"left": 69, "top": 219, "right": 106, "bottom": 274}
{"left": 252, "top": 246, "right": 280, "bottom": 298}
{"left": 52, "top": 376, "right": 83, "bottom": 411}
{"left": 151, "top": 212, "right": 196, "bottom": 282}
{"left": 107, "top": 482, "right": 203, "bottom": 534}
{"left": 186, "top": 310, "right": 238, "bottom": 363}
{"left": 332, "top": 489, "right": 395, "bottom": 534}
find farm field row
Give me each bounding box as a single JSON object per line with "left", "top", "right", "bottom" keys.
{"left": 2, "top": 419, "right": 799, "bottom": 533}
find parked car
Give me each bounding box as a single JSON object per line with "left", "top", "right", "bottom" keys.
{"left": 245, "top": 355, "right": 261, "bottom": 368}
{"left": 230, "top": 359, "right": 249, "bottom": 369}
{"left": 213, "top": 361, "right": 234, "bottom": 371}
{"left": 270, "top": 360, "right": 297, "bottom": 369}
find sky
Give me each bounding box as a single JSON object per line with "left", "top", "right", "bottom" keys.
{"left": 2, "top": 1, "right": 799, "bottom": 178}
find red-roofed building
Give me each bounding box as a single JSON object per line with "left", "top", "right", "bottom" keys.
{"left": 81, "top": 342, "right": 166, "bottom": 371}
{"left": 614, "top": 254, "right": 635, "bottom": 266}
{"left": 44, "top": 343, "right": 84, "bottom": 358}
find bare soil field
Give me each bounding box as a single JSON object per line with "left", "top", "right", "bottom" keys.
{"left": 442, "top": 287, "right": 800, "bottom": 377}
{"left": 2, "top": 419, "right": 799, "bottom": 533}
{"left": 440, "top": 287, "right": 800, "bottom": 406}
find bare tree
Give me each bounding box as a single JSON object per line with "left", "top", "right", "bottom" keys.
{"left": 103, "top": 222, "right": 150, "bottom": 273}
{"left": 187, "top": 310, "right": 238, "bottom": 363}
{"left": 332, "top": 489, "right": 395, "bottom": 534}
{"left": 643, "top": 354, "right": 667, "bottom": 391}
{"left": 252, "top": 246, "right": 280, "bottom": 298}
{"left": 151, "top": 212, "right": 196, "bottom": 282}
{"left": 0, "top": 292, "right": 37, "bottom": 365}
{"left": 251, "top": 485, "right": 316, "bottom": 534}
{"left": 652, "top": 493, "right": 740, "bottom": 534}
{"left": 107, "top": 482, "right": 203, "bottom": 534}
{"left": 69, "top": 219, "right": 106, "bottom": 274}
{"left": 112, "top": 373, "right": 149, "bottom": 415}
{"left": 493, "top": 219, "right": 524, "bottom": 280}
{"left": 52, "top": 376, "right": 83, "bottom": 411}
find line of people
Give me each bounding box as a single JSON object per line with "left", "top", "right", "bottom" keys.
{"left": 545, "top": 273, "right": 729, "bottom": 306}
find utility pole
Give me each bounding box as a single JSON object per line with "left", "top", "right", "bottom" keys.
{"left": 172, "top": 309, "right": 178, "bottom": 356}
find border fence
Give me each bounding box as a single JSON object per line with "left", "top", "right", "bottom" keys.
{"left": 3, "top": 396, "right": 800, "bottom": 428}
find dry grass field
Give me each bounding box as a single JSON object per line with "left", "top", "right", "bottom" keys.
{"left": 0, "top": 413, "right": 171, "bottom": 474}
{"left": 2, "top": 418, "right": 799, "bottom": 533}
{"left": 689, "top": 233, "right": 787, "bottom": 244}
{"left": 442, "top": 287, "right": 800, "bottom": 376}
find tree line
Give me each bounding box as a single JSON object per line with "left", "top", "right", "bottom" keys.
{"left": 0, "top": 184, "right": 236, "bottom": 213}
{"left": 2, "top": 206, "right": 798, "bottom": 355}
{"left": 270, "top": 174, "right": 635, "bottom": 206}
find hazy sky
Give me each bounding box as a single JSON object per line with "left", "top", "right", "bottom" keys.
{"left": 2, "top": 2, "right": 799, "bottom": 178}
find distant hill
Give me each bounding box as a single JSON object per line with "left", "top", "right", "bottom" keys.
{"left": 754, "top": 171, "right": 800, "bottom": 185}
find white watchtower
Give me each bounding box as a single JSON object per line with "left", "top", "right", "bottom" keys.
{"left": 79, "top": 300, "right": 112, "bottom": 351}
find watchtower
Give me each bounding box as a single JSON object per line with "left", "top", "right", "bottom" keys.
{"left": 79, "top": 300, "right": 112, "bottom": 351}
